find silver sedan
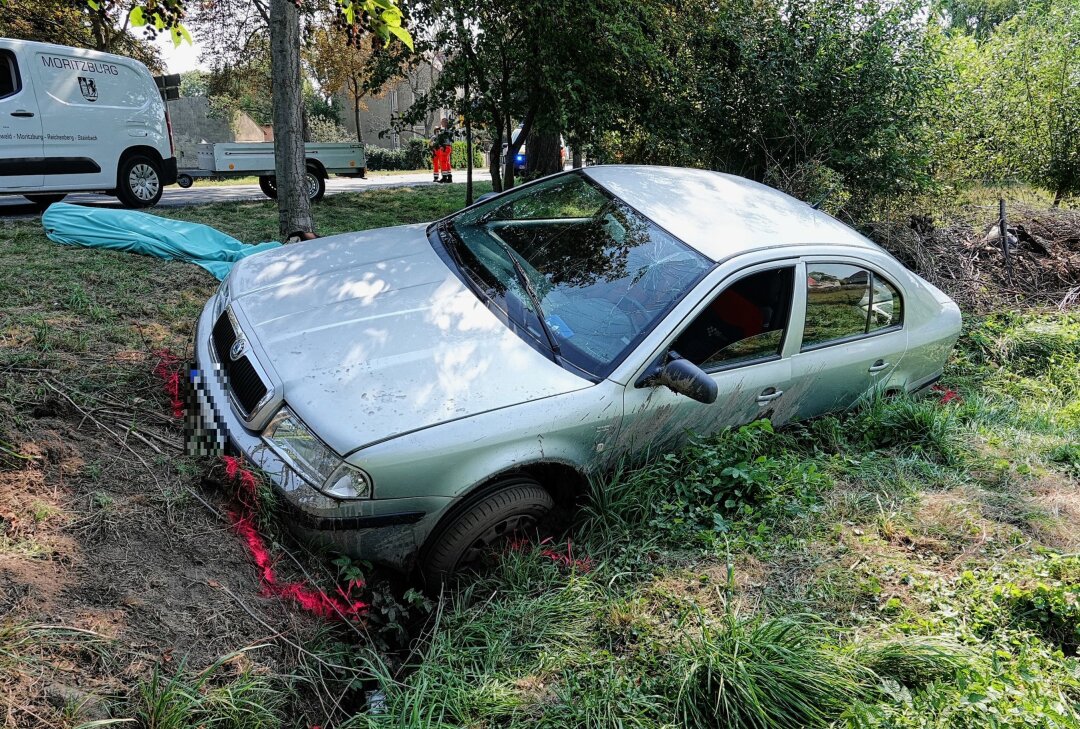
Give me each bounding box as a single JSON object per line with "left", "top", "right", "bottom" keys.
{"left": 189, "top": 165, "right": 961, "bottom": 582}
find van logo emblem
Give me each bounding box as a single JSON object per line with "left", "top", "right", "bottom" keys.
{"left": 78, "top": 77, "right": 98, "bottom": 102}
{"left": 229, "top": 338, "right": 247, "bottom": 361}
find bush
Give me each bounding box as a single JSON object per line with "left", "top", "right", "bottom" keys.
{"left": 364, "top": 145, "right": 410, "bottom": 171}
{"left": 364, "top": 139, "right": 485, "bottom": 171}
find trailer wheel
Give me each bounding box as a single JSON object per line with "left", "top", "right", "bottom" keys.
{"left": 23, "top": 194, "right": 66, "bottom": 211}
{"left": 305, "top": 168, "right": 326, "bottom": 203}
{"left": 176, "top": 174, "right": 194, "bottom": 189}
{"left": 116, "top": 154, "right": 163, "bottom": 208}
{"left": 258, "top": 175, "right": 278, "bottom": 199}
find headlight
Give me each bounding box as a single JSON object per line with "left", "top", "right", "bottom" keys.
{"left": 263, "top": 407, "right": 371, "bottom": 499}
{"left": 212, "top": 275, "right": 231, "bottom": 319}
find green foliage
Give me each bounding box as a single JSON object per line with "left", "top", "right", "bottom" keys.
{"left": 936, "top": 1, "right": 1080, "bottom": 202}
{"left": 364, "top": 140, "right": 484, "bottom": 171}
{"left": 674, "top": 616, "right": 868, "bottom": 728}
{"left": 133, "top": 650, "right": 285, "bottom": 728}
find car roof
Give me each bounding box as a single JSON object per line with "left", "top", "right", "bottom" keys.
{"left": 0, "top": 38, "right": 143, "bottom": 68}
{"left": 581, "top": 165, "right": 881, "bottom": 262}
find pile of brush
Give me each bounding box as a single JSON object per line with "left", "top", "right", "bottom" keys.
{"left": 866, "top": 206, "right": 1080, "bottom": 312}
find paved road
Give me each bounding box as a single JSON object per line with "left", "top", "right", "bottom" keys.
{"left": 0, "top": 169, "right": 492, "bottom": 220}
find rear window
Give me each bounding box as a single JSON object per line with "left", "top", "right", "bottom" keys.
{"left": 0, "top": 51, "right": 20, "bottom": 99}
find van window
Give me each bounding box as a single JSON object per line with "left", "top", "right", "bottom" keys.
{"left": 0, "top": 51, "right": 20, "bottom": 99}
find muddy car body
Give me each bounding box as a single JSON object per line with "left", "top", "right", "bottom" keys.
{"left": 190, "top": 166, "right": 961, "bottom": 581}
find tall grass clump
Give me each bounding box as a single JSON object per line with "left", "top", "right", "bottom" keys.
{"left": 132, "top": 649, "right": 285, "bottom": 729}
{"left": 848, "top": 392, "right": 964, "bottom": 465}
{"left": 672, "top": 615, "right": 867, "bottom": 728}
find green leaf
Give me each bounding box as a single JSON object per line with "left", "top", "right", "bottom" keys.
{"left": 128, "top": 5, "right": 145, "bottom": 25}
{"left": 387, "top": 23, "right": 413, "bottom": 50}
{"left": 86, "top": 0, "right": 99, "bottom": 9}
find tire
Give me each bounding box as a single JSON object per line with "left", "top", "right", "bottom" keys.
{"left": 176, "top": 174, "right": 194, "bottom": 189}
{"left": 421, "top": 477, "right": 553, "bottom": 585}
{"left": 259, "top": 172, "right": 323, "bottom": 202}
{"left": 115, "top": 154, "right": 163, "bottom": 208}
{"left": 258, "top": 174, "right": 278, "bottom": 199}
{"left": 23, "top": 193, "right": 66, "bottom": 211}
{"left": 305, "top": 168, "right": 326, "bottom": 202}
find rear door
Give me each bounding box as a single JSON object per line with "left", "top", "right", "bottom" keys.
{"left": 0, "top": 47, "right": 44, "bottom": 190}
{"left": 616, "top": 261, "right": 799, "bottom": 455}
{"left": 787, "top": 259, "right": 908, "bottom": 420}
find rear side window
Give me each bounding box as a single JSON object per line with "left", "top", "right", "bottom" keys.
{"left": 671, "top": 266, "right": 795, "bottom": 370}
{"left": 802, "top": 263, "right": 903, "bottom": 349}
{"left": 0, "top": 51, "right": 20, "bottom": 99}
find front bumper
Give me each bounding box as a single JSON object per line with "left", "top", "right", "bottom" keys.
{"left": 189, "top": 298, "right": 451, "bottom": 571}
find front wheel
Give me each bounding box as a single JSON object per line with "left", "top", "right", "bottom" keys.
{"left": 420, "top": 477, "right": 553, "bottom": 586}
{"left": 116, "top": 155, "right": 163, "bottom": 208}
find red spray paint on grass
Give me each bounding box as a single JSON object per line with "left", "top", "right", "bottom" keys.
{"left": 507, "top": 535, "right": 593, "bottom": 573}
{"left": 151, "top": 348, "right": 185, "bottom": 418}
{"left": 149, "top": 351, "right": 366, "bottom": 621}
{"left": 221, "top": 455, "right": 368, "bottom": 621}
{"left": 931, "top": 384, "right": 961, "bottom": 405}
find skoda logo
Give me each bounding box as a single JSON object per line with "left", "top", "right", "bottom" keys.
{"left": 229, "top": 338, "right": 247, "bottom": 362}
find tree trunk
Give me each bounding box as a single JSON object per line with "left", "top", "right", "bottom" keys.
{"left": 503, "top": 104, "right": 536, "bottom": 190}
{"left": 1053, "top": 188, "right": 1064, "bottom": 208}
{"left": 351, "top": 78, "right": 364, "bottom": 145}
{"left": 573, "top": 148, "right": 582, "bottom": 168}
{"left": 464, "top": 75, "right": 473, "bottom": 206}
{"left": 488, "top": 113, "right": 503, "bottom": 193}
{"left": 269, "top": 0, "right": 313, "bottom": 238}
{"left": 524, "top": 130, "right": 562, "bottom": 178}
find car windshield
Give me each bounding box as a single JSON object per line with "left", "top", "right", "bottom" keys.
{"left": 446, "top": 172, "right": 712, "bottom": 377}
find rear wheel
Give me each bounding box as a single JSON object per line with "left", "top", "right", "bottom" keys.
{"left": 420, "top": 477, "right": 553, "bottom": 586}
{"left": 116, "top": 155, "right": 163, "bottom": 207}
{"left": 23, "top": 193, "right": 66, "bottom": 211}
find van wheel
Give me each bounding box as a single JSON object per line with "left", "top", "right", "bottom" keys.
{"left": 23, "top": 194, "right": 66, "bottom": 211}
{"left": 258, "top": 175, "right": 278, "bottom": 199}
{"left": 116, "top": 155, "right": 163, "bottom": 207}
{"left": 420, "top": 477, "right": 553, "bottom": 586}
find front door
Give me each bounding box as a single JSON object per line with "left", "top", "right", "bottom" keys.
{"left": 616, "top": 263, "right": 798, "bottom": 457}
{"left": 0, "top": 49, "right": 44, "bottom": 190}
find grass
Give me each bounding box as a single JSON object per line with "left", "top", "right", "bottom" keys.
{"left": 1, "top": 183, "right": 1079, "bottom": 727}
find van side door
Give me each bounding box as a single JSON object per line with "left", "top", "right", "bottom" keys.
{"left": 0, "top": 47, "right": 44, "bottom": 190}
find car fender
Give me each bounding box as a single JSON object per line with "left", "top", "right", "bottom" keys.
{"left": 345, "top": 382, "right": 624, "bottom": 502}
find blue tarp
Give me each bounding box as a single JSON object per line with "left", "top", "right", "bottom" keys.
{"left": 42, "top": 203, "right": 281, "bottom": 280}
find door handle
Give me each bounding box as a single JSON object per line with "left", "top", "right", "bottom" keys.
{"left": 756, "top": 387, "right": 784, "bottom": 405}
{"left": 10, "top": 110, "right": 34, "bottom": 118}
{"left": 868, "top": 359, "right": 891, "bottom": 373}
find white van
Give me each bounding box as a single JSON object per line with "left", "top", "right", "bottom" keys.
{"left": 0, "top": 38, "right": 176, "bottom": 209}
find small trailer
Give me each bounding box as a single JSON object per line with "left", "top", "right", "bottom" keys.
{"left": 176, "top": 142, "right": 366, "bottom": 201}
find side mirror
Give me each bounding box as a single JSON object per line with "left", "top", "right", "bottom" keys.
{"left": 474, "top": 191, "right": 499, "bottom": 204}
{"left": 644, "top": 355, "right": 717, "bottom": 404}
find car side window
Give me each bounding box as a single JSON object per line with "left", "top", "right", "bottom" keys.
{"left": 670, "top": 266, "right": 795, "bottom": 371}
{"left": 868, "top": 275, "right": 903, "bottom": 332}
{"left": 0, "top": 52, "right": 20, "bottom": 99}
{"left": 803, "top": 263, "right": 903, "bottom": 349}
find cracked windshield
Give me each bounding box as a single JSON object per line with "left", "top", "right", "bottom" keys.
{"left": 449, "top": 173, "right": 712, "bottom": 376}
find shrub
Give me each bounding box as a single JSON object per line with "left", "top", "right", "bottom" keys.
{"left": 364, "top": 145, "right": 410, "bottom": 171}
{"left": 404, "top": 138, "right": 430, "bottom": 169}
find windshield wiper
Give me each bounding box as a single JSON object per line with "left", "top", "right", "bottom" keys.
{"left": 490, "top": 236, "right": 562, "bottom": 359}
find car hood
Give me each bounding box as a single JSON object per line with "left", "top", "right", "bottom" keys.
{"left": 227, "top": 224, "right": 591, "bottom": 454}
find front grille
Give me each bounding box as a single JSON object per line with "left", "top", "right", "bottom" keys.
{"left": 211, "top": 311, "right": 268, "bottom": 415}
{"left": 212, "top": 313, "right": 236, "bottom": 361}
{"left": 228, "top": 355, "right": 268, "bottom": 413}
